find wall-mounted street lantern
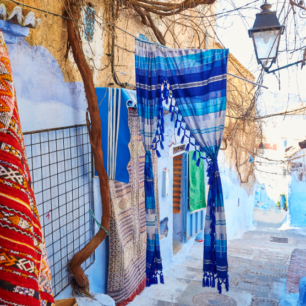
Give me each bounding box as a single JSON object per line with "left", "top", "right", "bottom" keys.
{"left": 248, "top": 0, "right": 285, "bottom": 70}
{"left": 249, "top": 1, "right": 306, "bottom": 74}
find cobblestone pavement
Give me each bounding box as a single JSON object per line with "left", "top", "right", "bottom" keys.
{"left": 128, "top": 210, "right": 306, "bottom": 306}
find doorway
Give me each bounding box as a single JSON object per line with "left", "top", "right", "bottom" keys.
{"left": 173, "top": 154, "right": 183, "bottom": 254}
{"left": 172, "top": 152, "right": 206, "bottom": 255}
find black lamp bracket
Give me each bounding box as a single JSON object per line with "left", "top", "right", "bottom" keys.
{"left": 263, "top": 59, "right": 304, "bottom": 73}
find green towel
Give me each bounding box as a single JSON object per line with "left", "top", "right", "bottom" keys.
{"left": 189, "top": 151, "right": 206, "bottom": 212}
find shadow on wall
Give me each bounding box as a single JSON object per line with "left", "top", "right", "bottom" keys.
{"left": 7, "top": 38, "right": 87, "bottom": 132}
{"left": 218, "top": 150, "right": 255, "bottom": 239}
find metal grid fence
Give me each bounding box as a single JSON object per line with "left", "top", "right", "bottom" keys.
{"left": 23, "top": 124, "right": 95, "bottom": 297}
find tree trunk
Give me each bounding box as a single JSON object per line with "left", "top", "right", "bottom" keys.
{"left": 65, "top": 1, "right": 111, "bottom": 294}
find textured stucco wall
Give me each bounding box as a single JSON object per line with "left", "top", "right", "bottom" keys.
{"left": 218, "top": 150, "right": 255, "bottom": 239}
{"left": 287, "top": 150, "right": 306, "bottom": 227}
{"left": 288, "top": 175, "right": 306, "bottom": 227}
{"left": 8, "top": 39, "right": 86, "bottom": 132}
{"left": 21, "top": 0, "right": 217, "bottom": 88}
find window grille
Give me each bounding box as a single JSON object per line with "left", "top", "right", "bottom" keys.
{"left": 84, "top": 6, "right": 95, "bottom": 42}
{"left": 23, "top": 124, "right": 95, "bottom": 297}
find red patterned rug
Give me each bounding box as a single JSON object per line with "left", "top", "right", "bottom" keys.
{"left": 286, "top": 249, "right": 306, "bottom": 294}
{"left": 0, "top": 30, "right": 54, "bottom": 306}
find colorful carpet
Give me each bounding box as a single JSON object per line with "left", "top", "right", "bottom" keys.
{"left": 173, "top": 155, "right": 182, "bottom": 214}
{"left": 286, "top": 249, "right": 306, "bottom": 294}
{"left": 107, "top": 109, "right": 160, "bottom": 305}
{"left": 0, "top": 31, "right": 54, "bottom": 305}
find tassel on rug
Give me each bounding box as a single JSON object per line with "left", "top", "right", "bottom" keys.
{"left": 203, "top": 272, "right": 229, "bottom": 294}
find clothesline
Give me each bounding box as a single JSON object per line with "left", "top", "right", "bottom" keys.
{"left": 227, "top": 72, "right": 268, "bottom": 89}
{"left": 10, "top": 0, "right": 267, "bottom": 90}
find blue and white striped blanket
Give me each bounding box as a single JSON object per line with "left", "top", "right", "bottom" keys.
{"left": 135, "top": 38, "right": 229, "bottom": 292}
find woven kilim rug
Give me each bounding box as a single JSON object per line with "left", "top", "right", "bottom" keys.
{"left": 286, "top": 249, "right": 306, "bottom": 294}
{"left": 173, "top": 155, "right": 182, "bottom": 214}
{"left": 0, "top": 31, "right": 54, "bottom": 305}
{"left": 107, "top": 110, "right": 160, "bottom": 305}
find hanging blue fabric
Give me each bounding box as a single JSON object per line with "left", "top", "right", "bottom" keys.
{"left": 135, "top": 38, "right": 229, "bottom": 293}
{"left": 144, "top": 151, "right": 163, "bottom": 286}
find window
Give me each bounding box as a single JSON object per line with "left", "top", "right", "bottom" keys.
{"left": 24, "top": 125, "right": 95, "bottom": 297}
{"left": 283, "top": 168, "right": 286, "bottom": 178}
{"left": 283, "top": 139, "right": 287, "bottom": 148}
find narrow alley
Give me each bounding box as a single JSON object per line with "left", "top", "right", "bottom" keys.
{"left": 1, "top": 0, "right": 306, "bottom": 306}
{"left": 128, "top": 210, "right": 304, "bottom": 306}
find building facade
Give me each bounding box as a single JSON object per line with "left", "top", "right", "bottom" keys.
{"left": 0, "top": 0, "right": 257, "bottom": 301}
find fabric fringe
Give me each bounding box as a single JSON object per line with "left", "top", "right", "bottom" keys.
{"left": 117, "top": 278, "right": 147, "bottom": 306}
{"left": 146, "top": 271, "right": 164, "bottom": 287}
{"left": 202, "top": 272, "right": 229, "bottom": 295}
{"left": 151, "top": 78, "right": 206, "bottom": 168}
{"left": 152, "top": 78, "right": 230, "bottom": 294}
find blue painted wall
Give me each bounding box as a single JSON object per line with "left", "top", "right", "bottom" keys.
{"left": 217, "top": 151, "right": 255, "bottom": 239}
{"left": 7, "top": 39, "right": 86, "bottom": 132}
{"left": 253, "top": 183, "right": 277, "bottom": 211}
{"left": 287, "top": 152, "right": 306, "bottom": 227}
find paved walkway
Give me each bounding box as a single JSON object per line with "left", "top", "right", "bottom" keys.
{"left": 128, "top": 210, "right": 306, "bottom": 306}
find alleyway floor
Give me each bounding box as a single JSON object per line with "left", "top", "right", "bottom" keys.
{"left": 128, "top": 210, "right": 306, "bottom": 306}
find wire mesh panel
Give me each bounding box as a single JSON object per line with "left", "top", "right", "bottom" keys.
{"left": 23, "top": 125, "right": 95, "bottom": 297}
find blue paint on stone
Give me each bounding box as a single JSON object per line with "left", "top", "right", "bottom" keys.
{"left": 3, "top": 32, "right": 18, "bottom": 44}
{"left": 7, "top": 39, "right": 87, "bottom": 132}
{"left": 0, "top": 20, "right": 29, "bottom": 45}
{"left": 287, "top": 166, "right": 306, "bottom": 227}
{"left": 0, "top": 20, "right": 29, "bottom": 37}
{"left": 84, "top": 6, "right": 95, "bottom": 42}
{"left": 298, "top": 277, "right": 306, "bottom": 306}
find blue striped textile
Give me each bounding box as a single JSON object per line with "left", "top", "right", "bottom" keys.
{"left": 144, "top": 151, "right": 163, "bottom": 286}
{"left": 135, "top": 38, "right": 229, "bottom": 293}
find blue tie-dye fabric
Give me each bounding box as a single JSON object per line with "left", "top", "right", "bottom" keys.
{"left": 135, "top": 38, "right": 229, "bottom": 293}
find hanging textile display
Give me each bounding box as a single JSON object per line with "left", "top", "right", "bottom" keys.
{"left": 135, "top": 48, "right": 164, "bottom": 287}
{"left": 135, "top": 38, "right": 229, "bottom": 293}
{"left": 0, "top": 31, "right": 54, "bottom": 306}
{"left": 96, "top": 87, "right": 132, "bottom": 184}
{"left": 173, "top": 155, "right": 182, "bottom": 213}
{"left": 107, "top": 109, "right": 160, "bottom": 305}
{"left": 189, "top": 151, "right": 206, "bottom": 212}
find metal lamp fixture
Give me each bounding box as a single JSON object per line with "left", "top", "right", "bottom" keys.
{"left": 248, "top": 0, "right": 285, "bottom": 70}
{"left": 258, "top": 141, "right": 265, "bottom": 149}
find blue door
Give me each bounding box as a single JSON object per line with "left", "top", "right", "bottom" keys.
{"left": 182, "top": 153, "right": 205, "bottom": 242}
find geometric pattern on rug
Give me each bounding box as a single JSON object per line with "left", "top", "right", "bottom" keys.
{"left": 107, "top": 110, "right": 160, "bottom": 305}
{"left": 286, "top": 249, "right": 306, "bottom": 294}
{"left": 0, "top": 30, "right": 54, "bottom": 306}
